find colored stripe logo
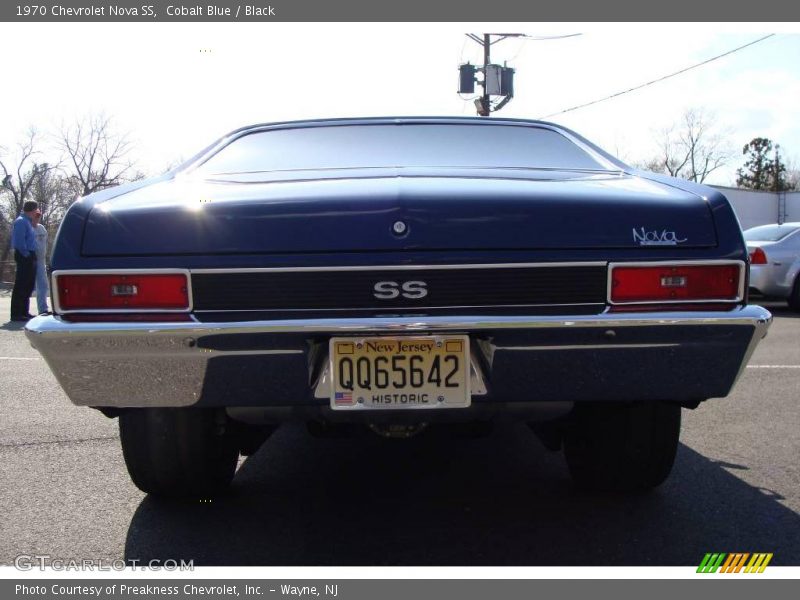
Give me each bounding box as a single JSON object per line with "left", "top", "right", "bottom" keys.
{"left": 697, "top": 553, "right": 773, "bottom": 573}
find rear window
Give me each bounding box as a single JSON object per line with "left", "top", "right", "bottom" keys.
{"left": 744, "top": 224, "right": 800, "bottom": 242}
{"left": 197, "top": 123, "right": 608, "bottom": 174}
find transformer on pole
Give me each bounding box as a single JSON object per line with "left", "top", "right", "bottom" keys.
{"left": 458, "top": 33, "right": 520, "bottom": 117}
{"left": 458, "top": 64, "right": 476, "bottom": 94}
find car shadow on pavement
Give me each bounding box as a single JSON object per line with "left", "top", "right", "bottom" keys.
{"left": 759, "top": 302, "right": 800, "bottom": 319}
{"left": 123, "top": 420, "right": 800, "bottom": 566}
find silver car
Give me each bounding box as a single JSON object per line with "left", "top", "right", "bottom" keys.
{"left": 745, "top": 222, "right": 800, "bottom": 310}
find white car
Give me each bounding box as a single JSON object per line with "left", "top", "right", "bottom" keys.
{"left": 745, "top": 222, "right": 800, "bottom": 310}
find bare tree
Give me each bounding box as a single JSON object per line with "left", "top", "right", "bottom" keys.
{"left": 637, "top": 108, "right": 733, "bottom": 183}
{"left": 0, "top": 128, "right": 55, "bottom": 281}
{"left": 30, "top": 167, "right": 76, "bottom": 225}
{"left": 0, "top": 128, "right": 53, "bottom": 216}
{"left": 59, "top": 113, "right": 137, "bottom": 196}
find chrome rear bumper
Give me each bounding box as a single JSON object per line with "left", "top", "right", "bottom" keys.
{"left": 25, "top": 306, "right": 772, "bottom": 409}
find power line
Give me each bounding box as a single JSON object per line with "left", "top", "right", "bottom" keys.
{"left": 507, "top": 34, "right": 582, "bottom": 62}
{"left": 462, "top": 32, "right": 581, "bottom": 62}
{"left": 479, "top": 33, "right": 582, "bottom": 43}
{"left": 517, "top": 33, "right": 583, "bottom": 41}
{"left": 540, "top": 34, "right": 776, "bottom": 120}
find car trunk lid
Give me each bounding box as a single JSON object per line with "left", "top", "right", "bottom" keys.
{"left": 81, "top": 170, "right": 717, "bottom": 256}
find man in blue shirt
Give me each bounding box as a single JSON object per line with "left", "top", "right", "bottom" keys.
{"left": 10, "top": 200, "right": 40, "bottom": 321}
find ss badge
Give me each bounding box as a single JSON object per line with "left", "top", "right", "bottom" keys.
{"left": 373, "top": 280, "right": 428, "bottom": 300}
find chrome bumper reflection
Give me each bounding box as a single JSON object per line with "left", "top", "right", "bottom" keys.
{"left": 25, "top": 306, "right": 772, "bottom": 408}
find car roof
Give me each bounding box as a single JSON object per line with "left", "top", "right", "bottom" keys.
{"left": 229, "top": 116, "right": 563, "bottom": 136}
{"left": 746, "top": 222, "right": 800, "bottom": 230}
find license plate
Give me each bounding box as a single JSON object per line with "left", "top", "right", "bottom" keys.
{"left": 329, "top": 335, "right": 470, "bottom": 410}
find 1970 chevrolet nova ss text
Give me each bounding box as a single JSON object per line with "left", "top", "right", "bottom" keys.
{"left": 25, "top": 117, "right": 772, "bottom": 497}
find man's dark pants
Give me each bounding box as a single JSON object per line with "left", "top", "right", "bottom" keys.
{"left": 10, "top": 251, "right": 37, "bottom": 319}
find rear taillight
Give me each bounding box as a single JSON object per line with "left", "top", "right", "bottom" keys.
{"left": 56, "top": 272, "right": 190, "bottom": 312}
{"left": 609, "top": 263, "right": 742, "bottom": 304}
{"left": 749, "top": 247, "right": 768, "bottom": 265}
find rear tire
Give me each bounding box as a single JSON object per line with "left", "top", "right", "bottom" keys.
{"left": 119, "top": 408, "right": 239, "bottom": 498}
{"left": 563, "top": 401, "right": 680, "bottom": 492}
{"left": 788, "top": 275, "right": 800, "bottom": 312}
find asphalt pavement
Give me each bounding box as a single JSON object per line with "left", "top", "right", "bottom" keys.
{"left": 0, "top": 295, "right": 798, "bottom": 566}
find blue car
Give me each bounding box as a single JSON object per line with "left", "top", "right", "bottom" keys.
{"left": 25, "top": 117, "right": 771, "bottom": 497}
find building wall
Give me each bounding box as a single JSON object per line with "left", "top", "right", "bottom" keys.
{"left": 712, "top": 186, "right": 800, "bottom": 231}
{"left": 787, "top": 192, "right": 800, "bottom": 223}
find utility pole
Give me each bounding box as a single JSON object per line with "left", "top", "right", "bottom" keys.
{"left": 480, "top": 34, "right": 491, "bottom": 116}
{"left": 459, "top": 33, "right": 520, "bottom": 117}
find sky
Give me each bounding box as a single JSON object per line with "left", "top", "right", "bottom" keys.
{"left": 0, "top": 22, "right": 798, "bottom": 186}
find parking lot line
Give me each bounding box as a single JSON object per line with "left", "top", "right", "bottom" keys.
{"left": 0, "top": 356, "right": 40, "bottom": 360}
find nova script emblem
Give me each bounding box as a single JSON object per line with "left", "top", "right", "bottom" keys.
{"left": 632, "top": 227, "right": 688, "bottom": 246}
